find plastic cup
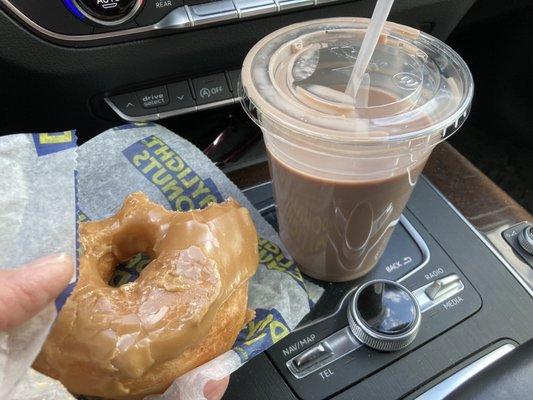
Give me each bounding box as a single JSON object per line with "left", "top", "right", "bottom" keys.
{"left": 240, "top": 18, "right": 473, "bottom": 282}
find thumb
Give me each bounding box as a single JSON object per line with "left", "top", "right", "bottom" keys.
{"left": 0, "top": 254, "right": 73, "bottom": 331}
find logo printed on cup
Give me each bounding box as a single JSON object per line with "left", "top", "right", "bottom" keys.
{"left": 392, "top": 72, "right": 421, "bottom": 90}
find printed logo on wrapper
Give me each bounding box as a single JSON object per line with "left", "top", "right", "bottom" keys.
{"left": 259, "top": 238, "right": 314, "bottom": 307}
{"left": 32, "top": 130, "right": 77, "bottom": 157}
{"left": 123, "top": 135, "right": 224, "bottom": 211}
{"left": 122, "top": 135, "right": 316, "bottom": 294}
{"left": 233, "top": 308, "right": 290, "bottom": 362}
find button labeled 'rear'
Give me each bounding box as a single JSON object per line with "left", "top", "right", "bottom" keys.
{"left": 136, "top": 0, "right": 183, "bottom": 26}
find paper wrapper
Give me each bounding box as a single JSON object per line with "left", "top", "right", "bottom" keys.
{"left": 0, "top": 132, "right": 77, "bottom": 399}
{"left": 0, "top": 123, "right": 322, "bottom": 400}
{"left": 76, "top": 123, "right": 322, "bottom": 399}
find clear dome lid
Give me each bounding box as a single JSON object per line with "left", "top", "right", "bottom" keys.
{"left": 241, "top": 18, "right": 473, "bottom": 144}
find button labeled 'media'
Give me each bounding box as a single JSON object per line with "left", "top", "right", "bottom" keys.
{"left": 192, "top": 74, "right": 231, "bottom": 105}
{"left": 136, "top": 86, "right": 169, "bottom": 108}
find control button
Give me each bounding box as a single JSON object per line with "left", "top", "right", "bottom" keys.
{"left": 74, "top": 0, "right": 143, "bottom": 26}
{"left": 347, "top": 280, "right": 421, "bottom": 352}
{"left": 292, "top": 342, "right": 333, "bottom": 371}
{"left": 108, "top": 93, "right": 146, "bottom": 117}
{"left": 226, "top": 69, "right": 241, "bottom": 97}
{"left": 275, "top": 0, "right": 313, "bottom": 11}
{"left": 188, "top": 0, "right": 238, "bottom": 26}
{"left": 502, "top": 222, "right": 533, "bottom": 268}
{"left": 136, "top": 86, "right": 169, "bottom": 108}
{"left": 152, "top": 6, "right": 192, "bottom": 29}
{"left": 518, "top": 225, "right": 533, "bottom": 255}
{"left": 158, "top": 81, "right": 196, "bottom": 113}
{"left": 286, "top": 327, "right": 361, "bottom": 379}
{"left": 192, "top": 74, "right": 232, "bottom": 105}
{"left": 233, "top": 0, "right": 277, "bottom": 18}
{"left": 136, "top": 0, "right": 183, "bottom": 26}
{"left": 425, "top": 274, "right": 463, "bottom": 301}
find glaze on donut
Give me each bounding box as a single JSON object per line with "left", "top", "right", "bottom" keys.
{"left": 34, "top": 193, "right": 258, "bottom": 399}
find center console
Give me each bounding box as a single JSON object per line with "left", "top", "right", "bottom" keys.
{"left": 222, "top": 176, "right": 533, "bottom": 399}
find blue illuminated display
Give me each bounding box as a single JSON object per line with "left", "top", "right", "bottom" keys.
{"left": 63, "top": 0, "right": 85, "bottom": 20}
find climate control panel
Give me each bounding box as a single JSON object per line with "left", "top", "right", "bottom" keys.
{"left": 0, "top": 0, "right": 345, "bottom": 44}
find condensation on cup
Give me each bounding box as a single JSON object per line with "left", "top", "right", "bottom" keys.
{"left": 241, "top": 18, "right": 473, "bottom": 282}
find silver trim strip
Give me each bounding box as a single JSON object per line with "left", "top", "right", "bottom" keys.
{"left": 424, "top": 177, "right": 533, "bottom": 297}
{"left": 105, "top": 96, "right": 237, "bottom": 121}
{"left": 104, "top": 97, "right": 158, "bottom": 122}
{"left": 188, "top": 0, "right": 238, "bottom": 27}
{"left": 276, "top": 0, "right": 314, "bottom": 11}
{"left": 154, "top": 7, "right": 192, "bottom": 30}
{"left": 287, "top": 327, "right": 361, "bottom": 379}
{"left": 412, "top": 274, "right": 464, "bottom": 313}
{"left": 233, "top": 0, "right": 278, "bottom": 18}
{"left": 415, "top": 343, "right": 516, "bottom": 400}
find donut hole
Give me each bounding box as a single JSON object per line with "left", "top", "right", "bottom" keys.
{"left": 108, "top": 252, "right": 153, "bottom": 287}
{"left": 106, "top": 223, "right": 159, "bottom": 287}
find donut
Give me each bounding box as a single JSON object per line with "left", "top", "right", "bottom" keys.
{"left": 33, "top": 193, "right": 259, "bottom": 399}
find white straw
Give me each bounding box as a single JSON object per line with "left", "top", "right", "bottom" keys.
{"left": 345, "top": 0, "right": 395, "bottom": 100}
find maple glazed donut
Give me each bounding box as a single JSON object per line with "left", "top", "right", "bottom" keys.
{"left": 33, "top": 193, "right": 259, "bottom": 399}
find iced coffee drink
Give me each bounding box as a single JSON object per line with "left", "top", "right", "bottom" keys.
{"left": 241, "top": 18, "right": 473, "bottom": 281}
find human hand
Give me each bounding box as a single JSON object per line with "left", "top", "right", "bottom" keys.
{"left": 0, "top": 253, "right": 73, "bottom": 331}
{"left": 0, "top": 254, "right": 229, "bottom": 399}
{"left": 203, "top": 376, "right": 230, "bottom": 400}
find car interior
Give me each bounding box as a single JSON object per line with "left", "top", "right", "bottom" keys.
{"left": 0, "top": 0, "right": 532, "bottom": 399}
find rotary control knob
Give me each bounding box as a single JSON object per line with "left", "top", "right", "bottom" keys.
{"left": 517, "top": 225, "right": 533, "bottom": 255}
{"left": 347, "top": 279, "right": 421, "bottom": 352}
{"left": 73, "top": 0, "right": 143, "bottom": 26}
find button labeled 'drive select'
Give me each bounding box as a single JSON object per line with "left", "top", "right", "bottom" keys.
{"left": 136, "top": 86, "right": 169, "bottom": 109}
{"left": 192, "top": 73, "right": 231, "bottom": 105}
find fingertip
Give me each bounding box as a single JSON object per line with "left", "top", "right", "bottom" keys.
{"left": 203, "top": 376, "right": 230, "bottom": 400}
{"left": 0, "top": 254, "right": 74, "bottom": 331}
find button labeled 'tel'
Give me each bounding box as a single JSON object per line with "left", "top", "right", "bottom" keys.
{"left": 192, "top": 73, "right": 232, "bottom": 105}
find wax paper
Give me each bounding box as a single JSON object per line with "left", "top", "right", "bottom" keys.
{"left": 1, "top": 124, "right": 322, "bottom": 400}
{"left": 76, "top": 123, "right": 323, "bottom": 399}
{"left": 0, "top": 132, "right": 77, "bottom": 399}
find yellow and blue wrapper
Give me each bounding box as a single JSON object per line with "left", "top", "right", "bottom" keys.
{"left": 1, "top": 124, "right": 322, "bottom": 400}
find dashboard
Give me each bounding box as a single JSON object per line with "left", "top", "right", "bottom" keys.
{"left": 0, "top": 0, "right": 476, "bottom": 139}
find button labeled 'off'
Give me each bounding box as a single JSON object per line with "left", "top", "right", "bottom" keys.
{"left": 192, "top": 73, "right": 231, "bottom": 105}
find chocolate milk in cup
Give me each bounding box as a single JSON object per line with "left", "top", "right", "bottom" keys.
{"left": 241, "top": 18, "right": 473, "bottom": 282}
